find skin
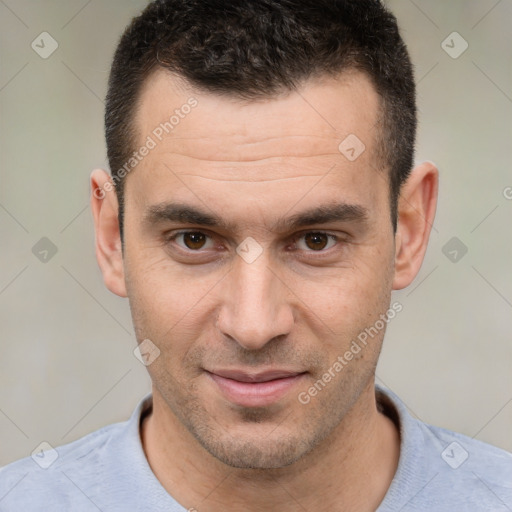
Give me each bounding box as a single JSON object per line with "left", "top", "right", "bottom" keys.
{"left": 91, "top": 68, "right": 438, "bottom": 511}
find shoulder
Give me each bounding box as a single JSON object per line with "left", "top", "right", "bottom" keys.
{"left": 0, "top": 420, "right": 126, "bottom": 511}
{"left": 408, "top": 420, "right": 512, "bottom": 510}
{"left": 377, "top": 385, "right": 512, "bottom": 478}
{"left": 376, "top": 386, "right": 512, "bottom": 511}
{"left": 425, "top": 418, "right": 512, "bottom": 461}
{"left": 0, "top": 394, "right": 155, "bottom": 512}
{"left": 421, "top": 419, "right": 512, "bottom": 482}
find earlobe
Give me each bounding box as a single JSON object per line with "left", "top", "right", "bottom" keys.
{"left": 393, "top": 161, "right": 438, "bottom": 290}
{"left": 90, "top": 169, "right": 127, "bottom": 298}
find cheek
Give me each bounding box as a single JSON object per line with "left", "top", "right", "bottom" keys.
{"left": 124, "top": 247, "right": 225, "bottom": 353}
{"left": 303, "top": 257, "right": 391, "bottom": 320}
{"left": 293, "top": 246, "right": 394, "bottom": 354}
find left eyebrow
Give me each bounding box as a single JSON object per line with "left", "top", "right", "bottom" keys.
{"left": 273, "top": 202, "right": 369, "bottom": 232}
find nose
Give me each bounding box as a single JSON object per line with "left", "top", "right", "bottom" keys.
{"left": 216, "top": 248, "right": 295, "bottom": 351}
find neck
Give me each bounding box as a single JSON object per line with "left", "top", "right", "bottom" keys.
{"left": 141, "top": 379, "right": 400, "bottom": 512}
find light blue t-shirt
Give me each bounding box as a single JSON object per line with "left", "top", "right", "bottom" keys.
{"left": 1, "top": 386, "right": 511, "bottom": 511}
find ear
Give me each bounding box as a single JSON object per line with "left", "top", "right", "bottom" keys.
{"left": 90, "top": 169, "right": 127, "bottom": 297}
{"left": 393, "top": 161, "right": 438, "bottom": 290}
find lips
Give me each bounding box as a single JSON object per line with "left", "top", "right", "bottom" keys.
{"left": 205, "top": 368, "right": 306, "bottom": 407}
{"left": 211, "top": 369, "right": 302, "bottom": 383}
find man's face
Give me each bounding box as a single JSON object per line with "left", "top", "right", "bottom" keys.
{"left": 123, "top": 69, "right": 396, "bottom": 469}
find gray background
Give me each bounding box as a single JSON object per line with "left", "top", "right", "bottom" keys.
{"left": 0, "top": 0, "right": 511, "bottom": 467}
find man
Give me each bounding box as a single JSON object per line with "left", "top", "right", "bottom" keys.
{"left": 1, "top": 0, "right": 511, "bottom": 510}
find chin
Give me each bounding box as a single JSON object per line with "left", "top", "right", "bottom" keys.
{"left": 203, "top": 438, "right": 308, "bottom": 470}
{"left": 187, "top": 415, "right": 327, "bottom": 470}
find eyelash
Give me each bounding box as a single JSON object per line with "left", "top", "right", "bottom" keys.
{"left": 166, "top": 230, "right": 342, "bottom": 256}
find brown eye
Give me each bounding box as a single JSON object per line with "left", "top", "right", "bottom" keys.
{"left": 294, "top": 232, "right": 338, "bottom": 252}
{"left": 304, "top": 232, "right": 329, "bottom": 251}
{"left": 182, "top": 232, "right": 208, "bottom": 250}
{"left": 168, "top": 231, "right": 213, "bottom": 252}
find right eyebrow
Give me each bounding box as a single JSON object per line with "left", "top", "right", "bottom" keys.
{"left": 143, "top": 202, "right": 236, "bottom": 231}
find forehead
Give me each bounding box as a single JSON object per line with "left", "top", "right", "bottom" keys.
{"left": 135, "top": 69, "right": 380, "bottom": 162}
{"left": 126, "top": 68, "right": 385, "bottom": 216}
